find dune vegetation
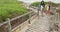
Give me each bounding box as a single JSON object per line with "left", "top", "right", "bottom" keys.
{"left": 0, "top": 0, "right": 28, "bottom": 22}
{"left": 31, "top": 2, "right": 58, "bottom": 7}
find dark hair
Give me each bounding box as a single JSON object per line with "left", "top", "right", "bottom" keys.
{"left": 41, "top": 1, "right": 44, "bottom": 5}
{"left": 40, "top": 1, "right": 45, "bottom": 7}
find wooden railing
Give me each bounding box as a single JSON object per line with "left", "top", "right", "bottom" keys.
{"left": 49, "top": 8, "right": 60, "bottom": 32}
{"left": 0, "top": 11, "right": 37, "bottom": 32}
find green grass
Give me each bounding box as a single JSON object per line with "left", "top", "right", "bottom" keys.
{"left": 0, "top": 0, "right": 28, "bottom": 22}
{"left": 31, "top": 2, "right": 58, "bottom": 7}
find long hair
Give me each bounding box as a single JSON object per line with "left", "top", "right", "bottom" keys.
{"left": 40, "top": 1, "right": 45, "bottom": 7}
{"left": 40, "top": 1, "right": 44, "bottom": 5}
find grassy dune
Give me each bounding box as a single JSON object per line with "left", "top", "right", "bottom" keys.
{"left": 31, "top": 2, "right": 58, "bottom": 7}
{"left": 0, "top": 0, "right": 28, "bottom": 22}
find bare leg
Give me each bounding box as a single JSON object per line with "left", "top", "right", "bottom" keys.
{"left": 41, "top": 8, "right": 44, "bottom": 16}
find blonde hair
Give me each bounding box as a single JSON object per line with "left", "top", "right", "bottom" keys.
{"left": 48, "top": 1, "right": 51, "bottom": 5}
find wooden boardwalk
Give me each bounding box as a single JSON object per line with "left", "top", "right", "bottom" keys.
{"left": 25, "top": 14, "right": 54, "bottom": 32}
{"left": 24, "top": 9, "right": 60, "bottom": 32}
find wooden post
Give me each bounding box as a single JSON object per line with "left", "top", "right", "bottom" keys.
{"left": 29, "top": 13, "right": 31, "bottom": 24}
{"left": 37, "top": 7, "right": 40, "bottom": 19}
{"left": 7, "top": 18, "right": 12, "bottom": 32}
{"left": 58, "top": 12, "right": 59, "bottom": 22}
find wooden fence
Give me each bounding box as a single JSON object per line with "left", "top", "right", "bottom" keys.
{"left": 0, "top": 11, "right": 37, "bottom": 32}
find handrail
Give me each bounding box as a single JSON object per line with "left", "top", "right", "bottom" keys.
{"left": 0, "top": 11, "right": 33, "bottom": 27}
{"left": 49, "top": 7, "right": 60, "bottom": 32}
{"left": 0, "top": 11, "right": 37, "bottom": 32}
{"left": 12, "top": 17, "right": 30, "bottom": 31}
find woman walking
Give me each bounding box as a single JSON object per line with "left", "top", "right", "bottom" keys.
{"left": 45, "top": 1, "right": 52, "bottom": 15}
{"left": 40, "top": 0, "right": 45, "bottom": 16}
